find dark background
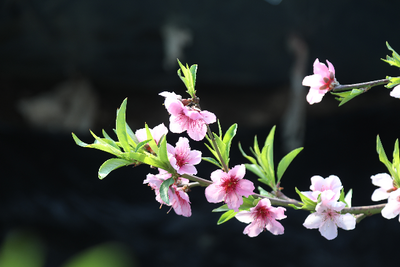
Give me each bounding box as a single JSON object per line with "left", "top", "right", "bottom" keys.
{"left": 1, "top": 0, "right": 400, "bottom": 266}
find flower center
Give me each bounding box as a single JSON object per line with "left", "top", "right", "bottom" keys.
{"left": 255, "top": 206, "right": 270, "bottom": 220}
{"left": 320, "top": 72, "right": 336, "bottom": 91}
{"left": 221, "top": 176, "right": 238, "bottom": 193}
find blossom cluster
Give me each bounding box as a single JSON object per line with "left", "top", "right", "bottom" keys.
{"left": 301, "top": 175, "right": 356, "bottom": 240}
{"left": 140, "top": 91, "right": 288, "bottom": 238}
{"left": 371, "top": 173, "right": 400, "bottom": 221}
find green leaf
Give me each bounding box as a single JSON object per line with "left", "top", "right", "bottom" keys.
{"left": 115, "top": 98, "right": 131, "bottom": 153}
{"left": 177, "top": 59, "right": 197, "bottom": 98}
{"left": 293, "top": 187, "right": 317, "bottom": 211}
{"left": 160, "top": 177, "right": 175, "bottom": 205}
{"left": 245, "top": 164, "right": 268, "bottom": 181}
{"left": 385, "top": 76, "right": 400, "bottom": 89}
{"left": 277, "top": 147, "right": 303, "bottom": 183}
{"left": 212, "top": 204, "right": 229, "bottom": 212}
{"left": 332, "top": 88, "right": 364, "bottom": 106}
{"left": 264, "top": 126, "right": 276, "bottom": 181}
{"left": 72, "top": 132, "right": 90, "bottom": 147}
{"left": 382, "top": 41, "right": 400, "bottom": 68}
{"left": 376, "top": 135, "right": 394, "bottom": 176}
{"left": 134, "top": 139, "right": 151, "bottom": 153}
{"left": 202, "top": 157, "right": 223, "bottom": 168}
{"left": 98, "top": 158, "right": 133, "bottom": 179}
{"left": 257, "top": 186, "right": 275, "bottom": 198}
{"left": 128, "top": 151, "right": 166, "bottom": 169}
{"left": 145, "top": 123, "right": 159, "bottom": 154}
{"left": 217, "top": 210, "right": 238, "bottom": 225}
{"left": 344, "top": 189, "right": 353, "bottom": 208}
{"left": 238, "top": 142, "right": 258, "bottom": 165}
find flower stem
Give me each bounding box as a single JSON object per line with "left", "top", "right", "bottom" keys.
{"left": 333, "top": 79, "right": 389, "bottom": 92}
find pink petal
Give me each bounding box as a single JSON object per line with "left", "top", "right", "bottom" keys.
{"left": 306, "top": 88, "right": 325, "bottom": 105}
{"left": 271, "top": 206, "right": 287, "bottom": 220}
{"left": 169, "top": 114, "right": 187, "bottom": 133}
{"left": 225, "top": 191, "right": 243, "bottom": 212}
{"left": 390, "top": 85, "right": 400, "bottom": 98}
{"left": 235, "top": 179, "right": 255, "bottom": 197}
{"left": 335, "top": 213, "right": 356, "bottom": 230}
{"left": 381, "top": 203, "right": 400, "bottom": 219}
{"left": 235, "top": 211, "right": 254, "bottom": 224}
{"left": 371, "top": 188, "right": 390, "bottom": 202}
{"left": 187, "top": 120, "right": 207, "bottom": 141}
{"left": 229, "top": 164, "right": 246, "bottom": 180}
{"left": 167, "top": 100, "right": 185, "bottom": 116}
{"left": 326, "top": 60, "right": 335, "bottom": 75}
{"left": 371, "top": 173, "right": 393, "bottom": 190}
{"left": 210, "top": 169, "right": 225, "bottom": 183}
{"left": 302, "top": 74, "right": 323, "bottom": 87}
{"left": 319, "top": 219, "right": 338, "bottom": 240}
{"left": 243, "top": 221, "right": 264, "bottom": 237}
{"left": 205, "top": 184, "right": 225, "bottom": 203}
{"left": 266, "top": 219, "right": 285, "bottom": 235}
{"left": 187, "top": 150, "right": 202, "bottom": 165}
{"left": 177, "top": 164, "right": 197, "bottom": 175}
{"left": 200, "top": 110, "right": 217, "bottom": 124}
{"left": 303, "top": 213, "right": 323, "bottom": 229}
{"left": 313, "top": 58, "right": 330, "bottom": 78}
{"left": 310, "top": 175, "right": 325, "bottom": 191}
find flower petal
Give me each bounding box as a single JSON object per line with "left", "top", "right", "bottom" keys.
{"left": 335, "top": 213, "right": 356, "bottom": 230}
{"left": 319, "top": 219, "right": 338, "bottom": 240}
{"left": 303, "top": 213, "right": 323, "bottom": 229}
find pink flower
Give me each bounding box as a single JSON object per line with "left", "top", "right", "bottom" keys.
{"left": 302, "top": 59, "right": 339, "bottom": 105}
{"left": 303, "top": 197, "right": 356, "bottom": 240}
{"left": 167, "top": 137, "right": 202, "bottom": 175}
{"left": 205, "top": 165, "right": 255, "bottom": 212}
{"left": 371, "top": 173, "right": 397, "bottom": 201}
{"left": 381, "top": 189, "right": 400, "bottom": 222}
{"left": 301, "top": 175, "right": 342, "bottom": 202}
{"left": 143, "top": 169, "right": 191, "bottom": 217}
{"left": 159, "top": 91, "right": 216, "bottom": 141}
{"left": 235, "top": 198, "right": 286, "bottom": 237}
{"left": 135, "top": 123, "right": 168, "bottom": 144}
{"left": 390, "top": 85, "right": 400, "bottom": 98}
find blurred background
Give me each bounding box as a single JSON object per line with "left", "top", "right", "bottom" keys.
{"left": 1, "top": 0, "right": 400, "bottom": 266}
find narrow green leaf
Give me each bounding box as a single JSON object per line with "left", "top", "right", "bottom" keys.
{"left": 238, "top": 142, "right": 258, "bottom": 165}
{"left": 258, "top": 186, "right": 275, "bottom": 198}
{"left": 212, "top": 204, "right": 229, "bottom": 212}
{"left": 98, "top": 158, "right": 133, "bottom": 179}
{"left": 217, "top": 210, "right": 238, "bottom": 225}
{"left": 344, "top": 189, "right": 353, "bottom": 208}
{"left": 160, "top": 177, "right": 175, "bottom": 205}
{"left": 376, "top": 135, "right": 394, "bottom": 176}
{"left": 202, "top": 157, "right": 223, "bottom": 168}
{"left": 245, "top": 164, "right": 268, "bottom": 181}
{"left": 115, "top": 98, "right": 131, "bottom": 153}
{"left": 145, "top": 123, "right": 159, "bottom": 154}
{"left": 134, "top": 139, "right": 151, "bottom": 152}
{"left": 277, "top": 147, "right": 303, "bottom": 183}
{"left": 337, "top": 88, "right": 364, "bottom": 106}
{"left": 72, "top": 133, "right": 89, "bottom": 147}
{"left": 126, "top": 123, "right": 139, "bottom": 147}
{"left": 265, "top": 126, "right": 276, "bottom": 180}
{"left": 128, "top": 151, "right": 166, "bottom": 169}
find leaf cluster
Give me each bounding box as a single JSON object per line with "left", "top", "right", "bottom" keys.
{"left": 376, "top": 135, "right": 400, "bottom": 188}
{"left": 203, "top": 122, "right": 238, "bottom": 169}
{"left": 239, "top": 126, "right": 303, "bottom": 193}
{"left": 72, "top": 98, "right": 174, "bottom": 179}
{"left": 177, "top": 59, "right": 198, "bottom": 98}
{"left": 331, "top": 89, "right": 365, "bottom": 106}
